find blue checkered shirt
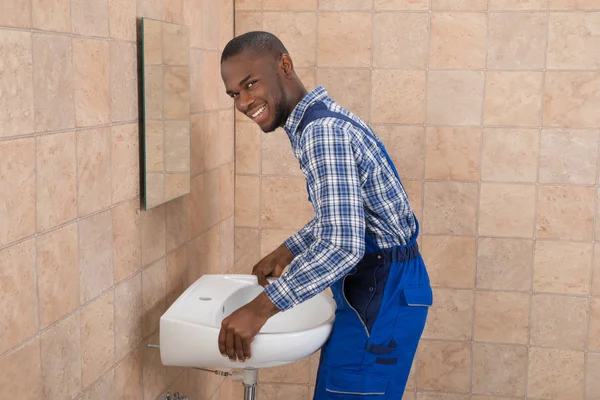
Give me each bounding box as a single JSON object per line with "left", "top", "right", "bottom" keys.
{"left": 264, "top": 86, "right": 417, "bottom": 311}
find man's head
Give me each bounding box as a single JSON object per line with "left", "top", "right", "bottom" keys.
{"left": 221, "top": 31, "right": 307, "bottom": 133}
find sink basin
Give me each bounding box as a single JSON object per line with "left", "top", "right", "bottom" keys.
{"left": 159, "top": 274, "right": 336, "bottom": 369}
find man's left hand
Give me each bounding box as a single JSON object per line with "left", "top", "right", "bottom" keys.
{"left": 218, "top": 292, "right": 280, "bottom": 362}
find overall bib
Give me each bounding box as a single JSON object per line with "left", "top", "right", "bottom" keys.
{"left": 298, "top": 102, "right": 433, "bottom": 399}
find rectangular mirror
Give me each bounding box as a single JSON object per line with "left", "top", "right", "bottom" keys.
{"left": 141, "top": 17, "right": 191, "bottom": 210}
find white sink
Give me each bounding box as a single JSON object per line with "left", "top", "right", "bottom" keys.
{"left": 159, "top": 274, "right": 336, "bottom": 369}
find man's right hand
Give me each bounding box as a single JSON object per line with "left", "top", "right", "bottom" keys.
{"left": 252, "top": 243, "right": 295, "bottom": 287}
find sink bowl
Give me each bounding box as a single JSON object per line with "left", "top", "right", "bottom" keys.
{"left": 159, "top": 274, "right": 336, "bottom": 369}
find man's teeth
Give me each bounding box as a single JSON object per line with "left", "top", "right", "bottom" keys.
{"left": 252, "top": 105, "right": 266, "bottom": 118}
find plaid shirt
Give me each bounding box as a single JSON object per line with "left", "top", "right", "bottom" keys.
{"left": 264, "top": 86, "right": 417, "bottom": 311}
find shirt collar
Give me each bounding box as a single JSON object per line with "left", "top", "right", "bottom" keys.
{"left": 283, "top": 85, "right": 329, "bottom": 140}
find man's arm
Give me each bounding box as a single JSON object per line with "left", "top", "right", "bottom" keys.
{"left": 264, "top": 123, "right": 365, "bottom": 311}
{"left": 284, "top": 218, "right": 317, "bottom": 256}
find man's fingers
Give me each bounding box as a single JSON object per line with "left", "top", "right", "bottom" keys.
{"left": 235, "top": 335, "right": 245, "bottom": 362}
{"left": 256, "top": 271, "right": 269, "bottom": 287}
{"left": 218, "top": 323, "right": 227, "bottom": 356}
{"left": 242, "top": 338, "right": 252, "bottom": 360}
{"left": 226, "top": 330, "right": 236, "bottom": 361}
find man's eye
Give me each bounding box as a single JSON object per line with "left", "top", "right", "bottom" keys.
{"left": 248, "top": 80, "right": 257, "bottom": 88}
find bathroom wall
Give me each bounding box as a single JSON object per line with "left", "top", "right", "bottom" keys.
{"left": 233, "top": 1, "right": 600, "bottom": 399}
{"left": 0, "top": 0, "right": 234, "bottom": 399}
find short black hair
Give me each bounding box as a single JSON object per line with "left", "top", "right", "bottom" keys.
{"left": 221, "top": 31, "right": 289, "bottom": 63}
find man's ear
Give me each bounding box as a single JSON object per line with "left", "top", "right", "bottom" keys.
{"left": 279, "top": 53, "right": 294, "bottom": 77}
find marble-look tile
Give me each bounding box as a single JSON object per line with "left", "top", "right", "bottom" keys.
{"left": 77, "top": 127, "right": 111, "bottom": 216}
{"left": 318, "top": 12, "right": 372, "bottom": 68}
{"left": 111, "top": 40, "right": 139, "bottom": 123}
{"left": 0, "top": 338, "right": 42, "bottom": 400}
{"left": 81, "top": 291, "right": 115, "bottom": 388}
{"left": 73, "top": 38, "right": 110, "bottom": 127}
{"left": 112, "top": 200, "right": 142, "bottom": 283}
{"left": 72, "top": 0, "right": 109, "bottom": 37}
{"left": 114, "top": 273, "right": 143, "bottom": 361}
{"left": 79, "top": 211, "right": 114, "bottom": 303}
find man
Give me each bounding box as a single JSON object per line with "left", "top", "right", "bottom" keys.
{"left": 218, "top": 31, "right": 432, "bottom": 398}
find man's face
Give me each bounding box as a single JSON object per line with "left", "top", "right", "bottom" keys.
{"left": 221, "top": 52, "right": 288, "bottom": 133}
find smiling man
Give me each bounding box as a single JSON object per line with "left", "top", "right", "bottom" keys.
{"left": 219, "top": 31, "right": 433, "bottom": 399}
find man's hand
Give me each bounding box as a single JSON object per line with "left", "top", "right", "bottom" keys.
{"left": 252, "top": 243, "right": 295, "bottom": 287}
{"left": 218, "top": 292, "right": 281, "bottom": 362}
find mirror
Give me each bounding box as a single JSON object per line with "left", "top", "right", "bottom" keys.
{"left": 141, "top": 17, "right": 191, "bottom": 210}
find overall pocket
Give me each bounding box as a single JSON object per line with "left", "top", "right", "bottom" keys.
{"left": 325, "top": 368, "right": 389, "bottom": 397}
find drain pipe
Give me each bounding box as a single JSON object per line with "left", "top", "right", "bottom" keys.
{"left": 232, "top": 368, "right": 259, "bottom": 400}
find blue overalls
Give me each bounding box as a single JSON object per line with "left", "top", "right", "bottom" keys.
{"left": 298, "top": 102, "right": 433, "bottom": 399}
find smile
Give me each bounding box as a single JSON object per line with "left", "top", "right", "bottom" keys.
{"left": 250, "top": 105, "right": 266, "bottom": 119}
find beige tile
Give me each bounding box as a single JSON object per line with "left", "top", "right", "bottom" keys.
{"left": 137, "top": 0, "right": 165, "bottom": 20}
{"left": 201, "top": 0, "right": 218, "bottom": 49}
{"left": 0, "top": 240, "right": 37, "bottom": 355}
{"left": 202, "top": 112, "right": 220, "bottom": 171}
{"left": 262, "top": 177, "right": 314, "bottom": 230}
{"left": 166, "top": 173, "right": 189, "bottom": 203}
{"left": 236, "top": 122, "right": 262, "bottom": 174}
{"left": 166, "top": 196, "right": 187, "bottom": 252}
{"left": 183, "top": 0, "right": 201, "bottom": 47}
{"left": 540, "top": 129, "right": 599, "bottom": 184}
{"left": 0, "top": 0, "right": 31, "bottom": 28}
{"left": 429, "top": 12, "right": 487, "bottom": 69}
{"left": 263, "top": 12, "right": 317, "bottom": 67}
{"left": 474, "top": 291, "right": 530, "bottom": 344}
{"left": 190, "top": 114, "right": 204, "bottom": 176}
{"left": 318, "top": 12, "right": 371, "bottom": 68}
{"left": 142, "top": 259, "right": 167, "bottom": 336}
{"left": 33, "top": 33, "right": 74, "bottom": 132}
{"left": 253, "top": 384, "right": 310, "bottom": 400}
{"left": 594, "top": 245, "right": 600, "bottom": 296}
{"left": 201, "top": 51, "right": 221, "bottom": 112}
{"left": 477, "top": 238, "right": 533, "bottom": 291}
{"left": 145, "top": 120, "right": 163, "bottom": 173}
{"left": 73, "top": 39, "right": 110, "bottom": 127}
{"left": 81, "top": 291, "right": 115, "bottom": 388}
{"left": 375, "top": 0, "right": 429, "bottom": 10}
{"left": 203, "top": 168, "right": 221, "bottom": 228}
{"left": 220, "top": 163, "right": 235, "bottom": 220}
{"left": 188, "top": 174, "right": 205, "bottom": 238}
{"left": 144, "top": 66, "right": 163, "bottom": 119}
{"left": 0, "top": 138, "right": 35, "bottom": 246}
{"left": 373, "top": 12, "right": 428, "bottom": 69}
{"left": 261, "top": 358, "right": 310, "bottom": 384}
{"left": 36, "top": 131, "right": 77, "bottom": 231}
{"left": 79, "top": 211, "right": 114, "bottom": 303}
{"left": 589, "top": 298, "right": 600, "bottom": 351}
{"left": 263, "top": 0, "right": 317, "bottom": 9}
{"left": 115, "top": 347, "right": 143, "bottom": 400}
{"left": 80, "top": 370, "right": 114, "bottom": 400}
{"left": 32, "top": 0, "right": 70, "bottom": 31}
{"left": 425, "top": 126, "right": 481, "bottom": 181}
{"left": 111, "top": 40, "right": 139, "bottom": 123}
{"left": 320, "top": 0, "right": 372, "bottom": 9}
{"left": 219, "top": 109, "right": 235, "bottom": 165}
{"left": 489, "top": 0, "right": 547, "bottom": 9}
{"left": 111, "top": 124, "right": 140, "bottom": 203}
{"left": 0, "top": 338, "right": 42, "bottom": 400}
{"left": 417, "top": 340, "right": 471, "bottom": 392}
{"left": 543, "top": 71, "right": 600, "bottom": 128}
{"left": 427, "top": 71, "right": 484, "bottom": 126}
{"left": 481, "top": 128, "right": 539, "bottom": 183}
{"left": 423, "top": 181, "right": 479, "bottom": 235}
{"left": 527, "top": 347, "right": 585, "bottom": 400}
{"left": 417, "top": 394, "right": 467, "bottom": 400}
{"left": 487, "top": 13, "right": 548, "bottom": 69}
{"left": 262, "top": 129, "right": 302, "bottom": 176}
{"left": 550, "top": 0, "right": 598, "bottom": 9}
{"left": 236, "top": 175, "right": 261, "bottom": 227}
{"left": 163, "top": 66, "right": 190, "bottom": 119}
{"left": 534, "top": 241, "right": 591, "bottom": 295}
{"left": 317, "top": 69, "right": 371, "bottom": 121}
{"left": 372, "top": 70, "right": 427, "bottom": 124}
{"left": 586, "top": 352, "right": 600, "bottom": 400}
{"left": 530, "top": 294, "right": 589, "bottom": 350}
{"left": 114, "top": 273, "right": 143, "bottom": 361}
{"left": 479, "top": 183, "right": 536, "bottom": 237}
{"left": 164, "top": 120, "right": 190, "bottom": 173}
{"left": 484, "top": 71, "right": 543, "bottom": 127}
{"left": 163, "top": 22, "right": 190, "bottom": 65}
{"left": 77, "top": 127, "right": 111, "bottom": 216}
{"left": 143, "top": 18, "right": 162, "bottom": 65}
{"left": 261, "top": 229, "right": 297, "bottom": 258}
{"left": 218, "top": 0, "right": 234, "bottom": 51}
{"left": 234, "top": 11, "right": 262, "bottom": 35}
{"left": 112, "top": 200, "right": 141, "bottom": 284}
{"left": 167, "top": 245, "right": 187, "bottom": 307}
{"left": 403, "top": 180, "right": 423, "bottom": 220}
{"left": 547, "top": 12, "right": 600, "bottom": 70}
{"left": 40, "top": 313, "right": 81, "bottom": 399}
{"left": 141, "top": 204, "right": 166, "bottom": 266}
{"left": 37, "top": 224, "right": 79, "bottom": 329}
{"left": 235, "top": 0, "right": 261, "bottom": 9}
{"left": 108, "top": 0, "right": 136, "bottom": 40}
{"left": 432, "top": 0, "right": 487, "bottom": 9}
{"left": 376, "top": 126, "right": 424, "bottom": 180}
{"left": 422, "top": 289, "right": 473, "bottom": 341}
{"left": 297, "top": 68, "right": 317, "bottom": 92}
{"left": 203, "top": 224, "right": 222, "bottom": 274}
{"left": 536, "top": 185, "right": 595, "bottom": 241}
{"left": 72, "top": 0, "right": 109, "bottom": 36}
{"left": 0, "top": 30, "right": 34, "bottom": 138}
{"left": 421, "top": 236, "right": 476, "bottom": 288}
{"left": 165, "top": 0, "right": 184, "bottom": 23}
{"left": 235, "top": 228, "right": 261, "bottom": 273}
{"left": 472, "top": 343, "right": 527, "bottom": 397}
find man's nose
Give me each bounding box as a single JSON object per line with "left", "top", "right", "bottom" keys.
{"left": 239, "top": 90, "right": 254, "bottom": 113}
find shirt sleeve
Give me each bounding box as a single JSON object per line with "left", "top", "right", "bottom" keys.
{"left": 284, "top": 218, "right": 317, "bottom": 256}
{"left": 265, "top": 122, "right": 365, "bottom": 311}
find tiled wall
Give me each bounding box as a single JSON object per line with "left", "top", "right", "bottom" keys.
{"left": 0, "top": 0, "right": 234, "bottom": 399}
{"left": 233, "top": 1, "right": 600, "bottom": 399}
